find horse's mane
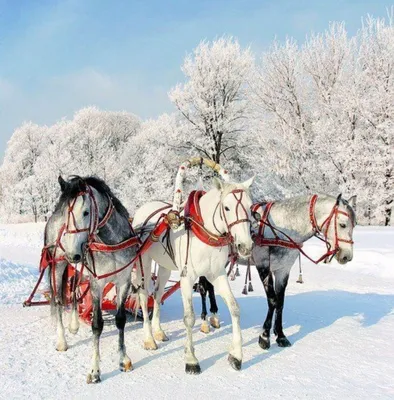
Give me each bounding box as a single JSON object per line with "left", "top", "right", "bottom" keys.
{"left": 55, "top": 175, "right": 129, "bottom": 220}
{"left": 340, "top": 198, "right": 356, "bottom": 225}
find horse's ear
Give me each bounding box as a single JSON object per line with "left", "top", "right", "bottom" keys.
{"left": 212, "top": 177, "right": 224, "bottom": 191}
{"left": 58, "top": 176, "right": 67, "bottom": 192}
{"left": 77, "top": 177, "right": 87, "bottom": 193}
{"left": 336, "top": 193, "right": 342, "bottom": 205}
{"left": 348, "top": 195, "right": 357, "bottom": 211}
{"left": 242, "top": 175, "right": 255, "bottom": 189}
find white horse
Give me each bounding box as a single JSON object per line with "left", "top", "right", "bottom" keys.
{"left": 132, "top": 177, "right": 255, "bottom": 374}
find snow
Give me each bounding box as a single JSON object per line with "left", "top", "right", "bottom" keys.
{"left": 0, "top": 223, "right": 393, "bottom": 399}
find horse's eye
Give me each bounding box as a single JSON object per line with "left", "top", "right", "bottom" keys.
{"left": 224, "top": 206, "right": 230, "bottom": 211}
{"left": 83, "top": 211, "right": 89, "bottom": 217}
{"left": 340, "top": 223, "right": 346, "bottom": 229}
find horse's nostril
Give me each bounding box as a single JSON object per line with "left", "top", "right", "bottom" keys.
{"left": 73, "top": 254, "right": 81, "bottom": 262}
{"left": 342, "top": 256, "right": 348, "bottom": 262}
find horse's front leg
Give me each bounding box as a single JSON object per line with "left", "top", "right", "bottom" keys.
{"left": 256, "top": 265, "right": 276, "bottom": 350}
{"left": 50, "top": 262, "right": 68, "bottom": 351}
{"left": 152, "top": 266, "right": 171, "bottom": 342}
{"left": 273, "top": 269, "right": 291, "bottom": 347}
{"left": 86, "top": 287, "right": 103, "bottom": 384}
{"left": 116, "top": 282, "right": 133, "bottom": 372}
{"left": 181, "top": 276, "right": 201, "bottom": 374}
{"left": 212, "top": 274, "right": 242, "bottom": 371}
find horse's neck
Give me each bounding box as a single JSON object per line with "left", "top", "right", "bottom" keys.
{"left": 97, "top": 202, "right": 132, "bottom": 245}
{"left": 268, "top": 197, "right": 315, "bottom": 243}
{"left": 268, "top": 195, "right": 335, "bottom": 243}
{"left": 199, "top": 189, "right": 224, "bottom": 234}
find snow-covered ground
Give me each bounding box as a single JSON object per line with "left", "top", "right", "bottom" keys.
{"left": 0, "top": 223, "right": 393, "bottom": 400}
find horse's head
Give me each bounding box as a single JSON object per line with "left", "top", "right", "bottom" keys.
{"left": 57, "top": 176, "right": 100, "bottom": 264}
{"left": 323, "top": 194, "right": 357, "bottom": 265}
{"left": 213, "top": 176, "right": 255, "bottom": 258}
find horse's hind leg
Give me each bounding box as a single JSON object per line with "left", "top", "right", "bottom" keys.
{"left": 213, "top": 273, "right": 242, "bottom": 371}
{"left": 116, "top": 282, "right": 133, "bottom": 372}
{"left": 50, "top": 262, "right": 68, "bottom": 351}
{"left": 273, "top": 268, "right": 291, "bottom": 347}
{"left": 181, "top": 276, "right": 201, "bottom": 374}
{"left": 256, "top": 265, "right": 276, "bottom": 350}
{"left": 198, "top": 277, "right": 210, "bottom": 333}
{"left": 152, "top": 266, "right": 171, "bottom": 342}
{"left": 207, "top": 280, "right": 220, "bottom": 329}
{"left": 86, "top": 285, "right": 103, "bottom": 384}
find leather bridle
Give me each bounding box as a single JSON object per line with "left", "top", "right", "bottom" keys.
{"left": 309, "top": 194, "right": 354, "bottom": 261}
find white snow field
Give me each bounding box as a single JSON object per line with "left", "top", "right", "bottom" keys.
{"left": 0, "top": 223, "right": 393, "bottom": 400}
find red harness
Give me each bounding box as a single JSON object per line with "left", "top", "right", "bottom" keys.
{"left": 184, "top": 190, "right": 251, "bottom": 247}
{"left": 251, "top": 194, "right": 354, "bottom": 264}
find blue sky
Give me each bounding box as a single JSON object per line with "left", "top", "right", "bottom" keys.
{"left": 0, "top": 0, "right": 391, "bottom": 159}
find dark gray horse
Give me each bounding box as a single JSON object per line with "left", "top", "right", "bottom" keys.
{"left": 194, "top": 194, "right": 356, "bottom": 347}
{"left": 46, "top": 175, "right": 139, "bottom": 383}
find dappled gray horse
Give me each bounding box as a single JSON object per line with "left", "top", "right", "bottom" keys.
{"left": 46, "top": 175, "right": 140, "bottom": 383}
{"left": 195, "top": 194, "right": 356, "bottom": 348}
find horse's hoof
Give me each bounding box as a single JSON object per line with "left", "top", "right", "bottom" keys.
{"left": 86, "top": 373, "right": 101, "bottom": 384}
{"left": 228, "top": 354, "right": 242, "bottom": 371}
{"left": 185, "top": 363, "right": 201, "bottom": 375}
{"left": 56, "top": 343, "right": 68, "bottom": 352}
{"left": 258, "top": 334, "right": 270, "bottom": 350}
{"left": 209, "top": 316, "right": 220, "bottom": 329}
{"left": 200, "top": 321, "right": 210, "bottom": 334}
{"left": 68, "top": 326, "right": 79, "bottom": 335}
{"left": 154, "top": 331, "right": 169, "bottom": 342}
{"left": 120, "top": 359, "right": 133, "bottom": 372}
{"left": 276, "top": 337, "right": 292, "bottom": 347}
{"left": 143, "top": 339, "right": 158, "bottom": 350}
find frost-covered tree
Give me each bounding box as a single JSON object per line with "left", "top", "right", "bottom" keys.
{"left": 0, "top": 122, "right": 49, "bottom": 222}
{"left": 169, "top": 37, "right": 253, "bottom": 164}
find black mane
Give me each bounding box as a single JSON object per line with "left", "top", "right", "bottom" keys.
{"left": 55, "top": 175, "right": 129, "bottom": 219}
{"left": 341, "top": 198, "right": 356, "bottom": 226}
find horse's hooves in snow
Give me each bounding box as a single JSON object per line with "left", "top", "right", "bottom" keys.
{"left": 143, "top": 339, "right": 158, "bottom": 350}
{"left": 200, "top": 321, "right": 210, "bottom": 334}
{"left": 185, "top": 363, "right": 202, "bottom": 375}
{"left": 258, "top": 334, "right": 270, "bottom": 350}
{"left": 86, "top": 372, "right": 101, "bottom": 384}
{"left": 56, "top": 343, "right": 68, "bottom": 352}
{"left": 276, "top": 337, "right": 292, "bottom": 347}
{"left": 209, "top": 316, "right": 220, "bottom": 329}
{"left": 120, "top": 359, "right": 133, "bottom": 372}
{"left": 228, "top": 354, "right": 242, "bottom": 371}
{"left": 154, "top": 331, "right": 169, "bottom": 342}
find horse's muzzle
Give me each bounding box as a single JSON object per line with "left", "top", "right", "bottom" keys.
{"left": 237, "top": 243, "right": 252, "bottom": 258}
